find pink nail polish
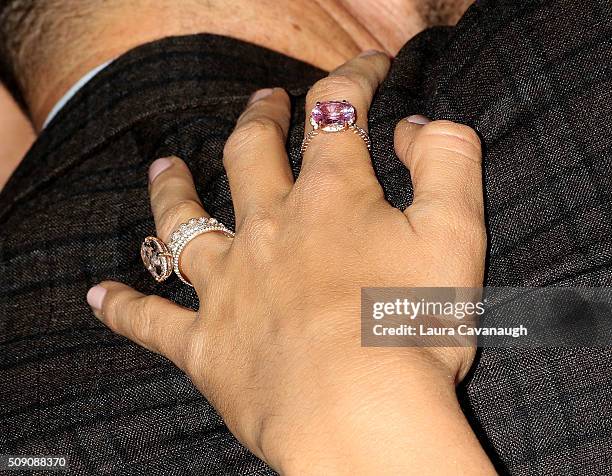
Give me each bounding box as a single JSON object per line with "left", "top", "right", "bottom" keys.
{"left": 87, "top": 285, "right": 107, "bottom": 310}
{"left": 149, "top": 157, "right": 173, "bottom": 183}
{"left": 406, "top": 115, "right": 431, "bottom": 125}
{"left": 247, "top": 88, "right": 274, "bottom": 105}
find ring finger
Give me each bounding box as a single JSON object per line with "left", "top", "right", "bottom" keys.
{"left": 300, "top": 51, "right": 390, "bottom": 181}
{"left": 148, "top": 156, "right": 231, "bottom": 287}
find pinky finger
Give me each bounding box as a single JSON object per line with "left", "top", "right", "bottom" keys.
{"left": 87, "top": 281, "right": 197, "bottom": 369}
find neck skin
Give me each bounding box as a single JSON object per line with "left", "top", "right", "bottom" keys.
{"left": 27, "top": 0, "right": 437, "bottom": 131}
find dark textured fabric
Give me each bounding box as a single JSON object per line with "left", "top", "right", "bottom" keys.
{"left": 1, "top": 0, "right": 611, "bottom": 474}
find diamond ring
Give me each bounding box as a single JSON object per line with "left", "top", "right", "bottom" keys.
{"left": 140, "top": 217, "right": 234, "bottom": 286}
{"left": 141, "top": 236, "right": 173, "bottom": 283}
{"left": 300, "top": 100, "right": 371, "bottom": 155}
{"left": 168, "top": 217, "right": 234, "bottom": 287}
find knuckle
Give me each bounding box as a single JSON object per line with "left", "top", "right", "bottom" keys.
{"left": 307, "top": 74, "right": 368, "bottom": 103}
{"left": 456, "top": 124, "right": 482, "bottom": 148}
{"left": 104, "top": 294, "right": 122, "bottom": 331}
{"left": 300, "top": 163, "right": 353, "bottom": 198}
{"left": 422, "top": 121, "right": 482, "bottom": 160}
{"left": 243, "top": 117, "right": 285, "bottom": 139}
{"left": 102, "top": 290, "right": 127, "bottom": 333}
{"left": 183, "top": 326, "right": 206, "bottom": 377}
{"left": 395, "top": 129, "right": 415, "bottom": 164}
{"left": 133, "top": 295, "right": 157, "bottom": 343}
{"left": 159, "top": 198, "right": 201, "bottom": 235}
{"left": 150, "top": 174, "right": 189, "bottom": 202}
{"left": 224, "top": 118, "right": 284, "bottom": 159}
{"left": 293, "top": 167, "right": 373, "bottom": 223}
{"left": 234, "top": 208, "right": 280, "bottom": 266}
{"left": 238, "top": 211, "right": 279, "bottom": 258}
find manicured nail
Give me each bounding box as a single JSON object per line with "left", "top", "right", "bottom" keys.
{"left": 87, "top": 285, "right": 107, "bottom": 311}
{"left": 248, "top": 88, "right": 274, "bottom": 105}
{"left": 149, "top": 157, "right": 173, "bottom": 183}
{"left": 359, "top": 49, "right": 384, "bottom": 57}
{"left": 406, "top": 114, "right": 431, "bottom": 125}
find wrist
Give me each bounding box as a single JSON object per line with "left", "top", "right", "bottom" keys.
{"left": 264, "top": 351, "right": 477, "bottom": 474}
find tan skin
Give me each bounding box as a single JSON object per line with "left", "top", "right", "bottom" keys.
{"left": 19, "top": 0, "right": 473, "bottom": 130}
{"left": 0, "top": 85, "right": 34, "bottom": 189}
{"left": 3, "top": 2, "right": 490, "bottom": 471}
{"left": 87, "top": 52, "right": 495, "bottom": 474}
{"left": 2, "top": 0, "right": 472, "bottom": 184}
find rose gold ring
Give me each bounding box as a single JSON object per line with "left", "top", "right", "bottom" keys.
{"left": 141, "top": 236, "right": 173, "bottom": 283}
{"left": 140, "top": 217, "right": 234, "bottom": 286}
{"left": 300, "top": 100, "right": 371, "bottom": 155}
{"left": 167, "top": 217, "right": 234, "bottom": 287}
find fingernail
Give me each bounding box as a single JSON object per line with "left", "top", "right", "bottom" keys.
{"left": 406, "top": 114, "right": 431, "bottom": 125}
{"left": 87, "top": 285, "right": 107, "bottom": 311}
{"left": 149, "top": 157, "right": 173, "bottom": 183}
{"left": 359, "top": 49, "right": 384, "bottom": 57}
{"left": 248, "top": 88, "right": 274, "bottom": 105}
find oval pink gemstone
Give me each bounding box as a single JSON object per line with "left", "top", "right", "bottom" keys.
{"left": 310, "top": 101, "right": 356, "bottom": 132}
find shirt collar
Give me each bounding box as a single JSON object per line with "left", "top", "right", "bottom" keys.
{"left": 42, "top": 60, "right": 113, "bottom": 129}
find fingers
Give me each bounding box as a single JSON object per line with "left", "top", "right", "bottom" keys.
{"left": 149, "top": 156, "right": 207, "bottom": 241}
{"left": 305, "top": 51, "right": 390, "bottom": 133}
{"left": 223, "top": 88, "right": 294, "bottom": 225}
{"left": 223, "top": 53, "right": 391, "bottom": 225}
{"left": 300, "top": 51, "right": 390, "bottom": 178}
{"left": 87, "top": 282, "right": 197, "bottom": 370}
{"left": 148, "top": 156, "right": 230, "bottom": 286}
{"left": 394, "top": 117, "right": 485, "bottom": 236}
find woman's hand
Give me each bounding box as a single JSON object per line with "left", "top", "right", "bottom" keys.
{"left": 87, "top": 52, "right": 493, "bottom": 474}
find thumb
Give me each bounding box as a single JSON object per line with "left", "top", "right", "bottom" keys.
{"left": 87, "top": 281, "right": 197, "bottom": 371}
{"left": 394, "top": 117, "right": 485, "bottom": 234}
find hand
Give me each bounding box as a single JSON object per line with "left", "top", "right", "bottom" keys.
{"left": 87, "top": 52, "right": 493, "bottom": 474}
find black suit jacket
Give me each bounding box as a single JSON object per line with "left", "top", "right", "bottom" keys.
{"left": 1, "top": 1, "right": 612, "bottom": 474}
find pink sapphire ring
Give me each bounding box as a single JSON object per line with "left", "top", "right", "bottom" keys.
{"left": 301, "top": 100, "right": 371, "bottom": 155}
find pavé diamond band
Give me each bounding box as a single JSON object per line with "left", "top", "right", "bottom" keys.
{"left": 140, "top": 217, "right": 234, "bottom": 287}
{"left": 300, "top": 100, "right": 371, "bottom": 155}
{"left": 168, "top": 217, "right": 235, "bottom": 287}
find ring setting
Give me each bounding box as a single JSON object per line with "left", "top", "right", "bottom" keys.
{"left": 301, "top": 100, "right": 370, "bottom": 155}
{"left": 141, "top": 236, "right": 173, "bottom": 283}
{"left": 141, "top": 216, "right": 234, "bottom": 287}
{"left": 168, "top": 217, "right": 234, "bottom": 287}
